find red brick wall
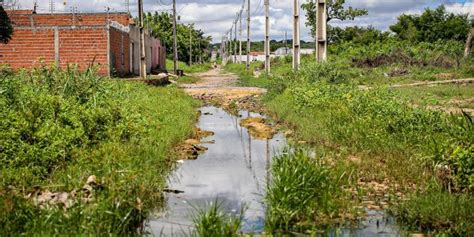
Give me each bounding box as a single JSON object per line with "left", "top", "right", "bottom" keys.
{"left": 0, "top": 29, "right": 56, "bottom": 68}
{"left": 109, "top": 27, "right": 130, "bottom": 76}
{"left": 58, "top": 28, "right": 109, "bottom": 75}
{"left": 0, "top": 12, "right": 131, "bottom": 76}
{"left": 7, "top": 12, "right": 129, "bottom": 27}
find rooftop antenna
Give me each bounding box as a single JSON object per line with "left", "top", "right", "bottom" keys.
{"left": 49, "top": 0, "right": 55, "bottom": 14}
{"left": 33, "top": 1, "right": 38, "bottom": 13}
{"left": 125, "top": 0, "right": 130, "bottom": 14}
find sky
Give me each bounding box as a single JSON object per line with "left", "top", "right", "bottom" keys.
{"left": 8, "top": 0, "right": 474, "bottom": 43}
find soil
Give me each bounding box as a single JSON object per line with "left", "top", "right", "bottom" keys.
{"left": 180, "top": 67, "right": 266, "bottom": 113}
{"left": 239, "top": 117, "right": 276, "bottom": 140}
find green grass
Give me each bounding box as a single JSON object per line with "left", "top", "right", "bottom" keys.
{"left": 227, "top": 40, "right": 474, "bottom": 234}
{"left": 396, "top": 84, "right": 474, "bottom": 109}
{"left": 224, "top": 62, "right": 272, "bottom": 88}
{"left": 391, "top": 191, "right": 474, "bottom": 235}
{"left": 166, "top": 59, "right": 212, "bottom": 74}
{"left": 192, "top": 201, "right": 244, "bottom": 237}
{"left": 0, "top": 65, "right": 200, "bottom": 235}
{"left": 177, "top": 75, "right": 200, "bottom": 84}
{"left": 265, "top": 150, "right": 360, "bottom": 234}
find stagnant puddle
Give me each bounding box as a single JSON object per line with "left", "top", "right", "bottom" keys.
{"left": 146, "top": 106, "right": 406, "bottom": 236}
{"left": 147, "top": 106, "right": 285, "bottom": 235}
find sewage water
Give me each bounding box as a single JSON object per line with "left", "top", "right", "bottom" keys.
{"left": 147, "top": 106, "right": 407, "bottom": 236}
{"left": 147, "top": 106, "right": 286, "bottom": 236}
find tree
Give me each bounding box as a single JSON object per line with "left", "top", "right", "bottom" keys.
{"left": 144, "top": 12, "right": 212, "bottom": 63}
{"left": 0, "top": 5, "right": 13, "bottom": 44}
{"left": 465, "top": 28, "right": 474, "bottom": 57}
{"left": 329, "top": 25, "right": 390, "bottom": 44}
{"left": 301, "top": 0, "right": 368, "bottom": 38}
{"left": 390, "top": 5, "right": 471, "bottom": 43}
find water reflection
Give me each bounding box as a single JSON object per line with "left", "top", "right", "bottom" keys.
{"left": 147, "top": 106, "right": 286, "bottom": 236}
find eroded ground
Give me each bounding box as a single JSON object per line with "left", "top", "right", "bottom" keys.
{"left": 180, "top": 67, "right": 266, "bottom": 112}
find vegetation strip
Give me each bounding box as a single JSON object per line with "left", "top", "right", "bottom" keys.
{"left": 0, "top": 66, "right": 199, "bottom": 235}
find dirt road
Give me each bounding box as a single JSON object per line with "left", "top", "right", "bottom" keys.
{"left": 179, "top": 67, "right": 266, "bottom": 104}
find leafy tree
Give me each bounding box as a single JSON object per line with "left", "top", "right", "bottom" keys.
{"left": 0, "top": 5, "right": 13, "bottom": 44}
{"left": 144, "top": 12, "right": 212, "bottom": 63}
{"left": 390, "top": 5, "right": 472, "bottom": 43}
{"left": 329, "top": 25, "right": 390, "bottom": 44}
{"left": 301, "top": 0, "right": 368, "bottom": 38}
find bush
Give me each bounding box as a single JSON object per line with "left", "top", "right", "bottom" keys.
{"left": 0, "top": 65, "right": 199, "bottom": 235}
{"left": 0, "top": 65, "right": 136, "bottom": 186}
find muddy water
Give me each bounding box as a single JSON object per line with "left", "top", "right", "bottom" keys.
{"left": 147, "top": 106, "right": 286, "bottom": 235}
{"left": 147, "top": 106, "right": 406, "bottom": 236}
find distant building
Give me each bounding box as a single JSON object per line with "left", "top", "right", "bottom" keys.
{"left": 0, "top": 10, "right": 166, "bottom": 76}
{"left": 274, "top": 47, "right": 291, "bottom": 56}
{"left": 274, "top": 47, "right": 315, "bottom": 57}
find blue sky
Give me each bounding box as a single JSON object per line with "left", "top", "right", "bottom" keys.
{"left": 10, "top": 0, "right": 474, "bottom": 42}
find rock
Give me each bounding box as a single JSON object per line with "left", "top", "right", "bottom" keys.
{"left": 86, "top": 175, "right": 97, "bottom": 185}
{"left": 82, "top": 184, "right": 93, "bottom": 193}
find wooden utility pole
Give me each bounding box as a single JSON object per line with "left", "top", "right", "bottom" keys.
{"left": 189, "top": 28, "right": 192, "bottom": 65}
{"left": 316, "top": 0, "right": 327, "bottom": 62}
{"left": 284, "top": 31, "right": 288, "bottom": 55}
{"left": 172, "top": 0, "right": 178, "bottom": 74}
{"left": 264, "top": 0, "right": 270, "bottom": 73}
{"left": 293, "top": 0, "right": 300, "bottom": 70}
{"left": 246, "top": 0, "right": 251, "bottom": 71}
{"left": 239, "top": 10, "right": 243, "bottom": 64}
{"left": 138, "top": 0, "right": 147, "bottom": 79}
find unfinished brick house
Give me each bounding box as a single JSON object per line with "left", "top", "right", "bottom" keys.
{"left": 0, "top": 10, "right": 166, "bottom": 76}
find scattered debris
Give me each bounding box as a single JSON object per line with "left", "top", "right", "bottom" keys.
{"left": 163, "top": 188, "right": 185, "bottom": 194}
{"left": 26, "top": 175, "right": 104, "bottom": 210}
{"left": 387, "top": 67, "right": 409, "bottom": 77}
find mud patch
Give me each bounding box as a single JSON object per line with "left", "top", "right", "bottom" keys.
{"left": 174, "top": 128, "right": 214, "bottom": 160}
{"left": 239, "top": 117, "right": 276, "bottom": 140}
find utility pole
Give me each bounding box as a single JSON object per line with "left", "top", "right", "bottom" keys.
{"left": 228, "top": 31, "right": 232, "bottom": 62}
{"left": 172, "top": 0, "right": 178, "bottom": 74}
{"left": 234, "top": 14, "right": 238, "bottom": 64}
{"left": 246, "top": 0, "right": 251, "bottom": 71}
{"left": 264, "top": 0, "right": 270, "bottom": 74}
{"left": 284, "top": 31, "right": 288, "bottom": 55}
{"left": 316, "top": 0, "right": 327, "bottom": 62}
{"left": 239, "top": 9, "right": 243, "bottom": 64}
{"left": 189, "top": 28, "right": 192, "bottom": 66}
{"left": 293, "top": 0, "right": 300, "bottom": 70}
{"left": 230, "top": 27, "right": 233, "bottom": 63}
{"left": 221, "top": 36, "right": 225, "bottom": 65}
{"left": 138, "top": 0, "right": 147, "bottom": 79}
